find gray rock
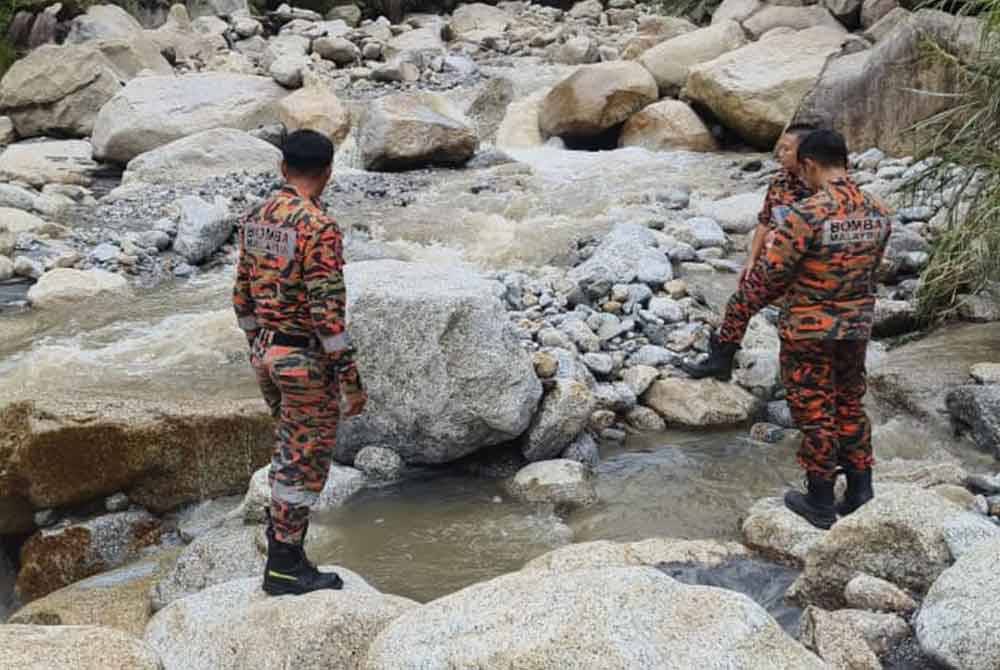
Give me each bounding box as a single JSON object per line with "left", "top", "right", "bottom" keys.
{"left": 147, "top": 570, "right": 417, "bottom": 670}
{"left": 643, "top": 378, "right": 759, "bottom": 428}
{"left": 874, "top": 298, "right": 917, "bottom": 337}
{"left": 942, "top": 512, "right": 1000, "bottom": 560}
{"left": 854, "top": 147, "right": 886, "bottom": 170}
{"left": 582, "top": 353, "right": 614, "bottom": 376}
{"left": 355, "top": 446, "right": 404, "bottom": 481}
{"left": 152, "top": 524, "right": 264, "bottom": 611}
{"left": 622, "top": 365, "right": 659, "bottom": 397}
{"left": 177, "top": 496, "right": 242, "bottom": 542}
{"left": 33, "top": 509, "right": 59, "bottom": 527}
{"left": 898, "top": 205, "right": 935, "bottom": 222}
{"left": 104, "top": 492, "right": 130, "bottom": 512}
{"left": 365, "top": 567, "right": 827, "bottom": 669}
{"left": 958, "top": 294, "right": 1000, "bottom": 323}
{"left": 800, "top": 606, "right": 881, "bottom": 670}
{"left": 270, "top": 54, "right": 308, "bottom": 88}
{"left": 342, "top": 261, "right": 542, "bottom": 464}
{"left": 14, "top": 256, "right": 44, "bottom": 280}
{"left": 173, "top": 195, "right": 232, "bottom": 265}
{"left": 314, "top": 36, "right": 361, "bottom": 65}
{"left": 568, "top": 224, "right": 672, "bottom": 297}
{"left": 648, "top": 297, "right": 686, "bottom": 323}
{"left": 560, "top": 432, "right": 600, "bottom": 469}
{"left": 627, "top": 345, "right": 676, "bottom": 368}
{"left": 0, "top": 625, "right": 161, "bottom": 670}
{"left": 767, "top": 400, "right": 795, "bottom": 428}
{"left": 523, "top": 379, "right": 596, "bottom": 462}
{"left": 844, "top": 573, "right": 918, "bottom": 614}
{"left": 916, "top": 538, "right": 1000, "bottom": 670}
{"left": 561, "top": 319, "right": 600, "bottom": 353}
{"left": 680, "top": 217, "right": 727, "bottom": 249}
{"left": 627, "top": 406, "right": 667, "bottom": 432}
{"left": 0, "top": 183, "right": 40, "bottom": 211}
{"left": 508, "top": 459, "right": 598, "bottom": 508}
{"left": 240, "top": 463, "right": 366, "bottom": 524}
{"left": 91, "top": 242, "right": 120, "bottom": 263}
{"left": 692, "top": 191, "right": 766, "bottom": 234}
{"left": 742, "top": 497, "right": 826, "bottom": 566}
{"left": 946, "top": 385, "right": 1000, "bottom": 458}
{"left": 593, "top": 382, "right": 637, "bottom": 414}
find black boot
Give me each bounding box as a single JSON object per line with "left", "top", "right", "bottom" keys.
{"left": 837, "top": 467, "right": 874, "bottom": 516}
{"left": 784, "top": 474, "right": 837, "bottom": 530}
{"left": 263, "top": 520, "right": 343, "bottom": 596}
{"left": 682, "top": 335, "right": 740, "bottom": 382}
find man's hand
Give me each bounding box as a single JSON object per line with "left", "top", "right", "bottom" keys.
{"left": 337, "top": 361, "right": 367, "bottom": 417}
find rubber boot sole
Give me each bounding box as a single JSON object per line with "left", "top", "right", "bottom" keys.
{"left": 262, "top": 573, "right": 344, "bottom": 596}
{"left": 784, "top": 490, "right": 836, "bottom": 530}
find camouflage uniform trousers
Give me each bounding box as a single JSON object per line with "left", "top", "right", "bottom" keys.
{"left": 251, "top": 330, "right": 339, "bottom": 545}
{"left": 780, "top": 338, "right": 874, "bottom": 480}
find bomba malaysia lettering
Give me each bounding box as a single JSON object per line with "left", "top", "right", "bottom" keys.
{"left": 822, "top": 217, "right": 887, "bottom": 246}
{"left": 245, "top": 223, "right": 297, "bottom": 258}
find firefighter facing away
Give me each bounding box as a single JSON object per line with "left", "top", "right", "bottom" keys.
{"left": 234, "top": 129, "right": 368, "bottom": 595}
{"left": 685, "top": 129, "right": 894, "bottom": 530}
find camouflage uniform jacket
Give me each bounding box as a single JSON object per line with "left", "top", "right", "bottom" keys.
{"left": 758, "top": 168, "right": 812, "bottom": 229}
{"left": 721, "top": 176, "right": 893, "bottom": 342}
{"left": 233, "top": 186, "right": 352, "bottom": 358}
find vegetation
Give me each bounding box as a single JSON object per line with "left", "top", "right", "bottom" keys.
{"left": 913, "top": 0, "right": 1000, "bottom": 324}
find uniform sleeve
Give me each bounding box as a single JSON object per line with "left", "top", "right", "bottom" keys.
{"left": 233, "top": 223, "right": 258, "bottom": 332}
{"left": 302, "top": 219, "right": 353, "bottom": 361}
{"left": 757, "top": 176, "right": 781, "bottom": 227}
{"left": 718, "top": 205, "right": 814, "bottom": 343}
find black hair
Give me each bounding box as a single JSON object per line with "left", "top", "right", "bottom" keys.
{"left": 797, "top": 129, "right": 849, "bottom": 168}
{"left": 282, "top": 129, "right": 334, "bottom": 177}
{"left": 784, "top": 123, "right": 818, "bottom": 139}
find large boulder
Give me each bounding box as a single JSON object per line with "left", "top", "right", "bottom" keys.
{"left": 792, "top": 10, "right": 984, "bottom": 156}
{"left": 567, "top": 223, "right": 673, "bottom": 297}
{"left": 146, "top": 572, "right": 417, "bottom": 670}
{"left": 0, "top": 41, "right": 170, "bottom": 139}
{"left": 122, "top": 129, "right": 280, "bottom": 186}
{"left": 151, "top": 524, "right": 264, "bottom": 611}
{"left": 684, "top": 26, "right": 848, "bottom": 149}
{"left": 741, "top": 497, "right": 827, "bottom": 566}
{"left": 743, "top": 5, "right": 847, "bottom": 38}
{"left": 507, "top": 459, "right": 598, "bottom": 508}
{"left": 91, "top": 74, "right": 287, "bottom": 163}
{"left": 15, "top": 509, "right": 162, "bottom": 602}
{"left": 337, "top": 261, "right": 542, "bottom": 465}
{"left": 358, "top": 92, "right": 478, "bottom": 171}
{"left": 172, "top": 195, "right": 233, "bottom": 265}
{"left": 27, "top": 269, "right": 128, "bottom": 309}
{"left": 66, "top": 5, "right": 143, "bottom": 44}
{"left": 383, "top": 27, "right": 445, "bottom": 64}
{"left": 187, "top": 0, "right": 250, "bottom": 18}
{"left": 9, "top": 553, "right": 177, "bottom": 636}
{"left": 496, "top": 89, "right": 547, "bottom": 149}
{"left": 643, "top": 378, "right": 759, "bottom": 427}
{"left": 449, "top": 3, "right": 511, "bottom": 39}
{"left": 791, "top": 485, "right": 1000, "bottom": 607}
{"left": 522, "top": 538, "right": 749, "bottom": 573}
{"left": 523, "top": 379, "right": 596, "bottom": 462}
{"left": 637, "top": 21, "right": 747, "bottom": 96}
{"left": 691, "top": 190, "right": 767, "bottom": 234}
{"left": 539, "top": 62, "right": 658, "bottom": 141}
{"left": 916, "top": 538, "right": 1000, "bottom": 670}
{"left": 238, "top": 463, "right": 366, "bottom": 523}
{"left": 0, "top": 140, "right": 99, "bottom": 187}
{"left": 619, "top": 100, "right": 719, "bottom": 152}
{"left": 0, "top": 625, "right": 162, "bottom": 670}
{"left": 364, "top": 567, "right": 827, "bottom": 669}
{"left": 0, "top": 396, "right": 272, "bottom": 516}
{"left": 946, "top": 385, "right": 1000, "bottom": 458}
{"left": 275, "top": 84, "right": 352, "bottom": 144}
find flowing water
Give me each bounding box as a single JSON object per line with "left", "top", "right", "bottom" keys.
{"left": 0, "top": 143, "right": 992, "bottom": 611}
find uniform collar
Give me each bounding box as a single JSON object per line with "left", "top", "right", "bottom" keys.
{"left": 277, "top": 184, "right": 322, "bottom": 207}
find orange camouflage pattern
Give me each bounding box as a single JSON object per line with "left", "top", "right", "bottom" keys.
{"left": 758, "top": 168, "right": 812, "bottom": 230}
{"left": 234, "top": 186, "right": 350, "bottom": 545}
{"left": 721, "top": 176, "right": 893, "bottom": 343}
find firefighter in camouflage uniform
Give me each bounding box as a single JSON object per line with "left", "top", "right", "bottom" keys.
{"left": 685, "top": 129, "right": 893, "bottom": 530}
{"left": 234, "top": 129, "right": 367, "bottom": 595}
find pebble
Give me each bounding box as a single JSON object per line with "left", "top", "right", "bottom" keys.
{"left": 173, "top": 263, "right": 195, "bottom": 278}
{"left": 970, "top": 363, "right": 1000, "bottom": 385}
{"left": 13, "top": 256, "right": 44, "bottom": 279}
{"left": 33, "top": 509, "right": 59, "bottom": 528}
{"left": 105, "top": 492, "right": 130, "bottom": 513}
{"left": 582, "top": 353, "right": 614, "bottom": 376}
{"left": 749, "top": 423, "right": 786, "bottom": 443}
{"left": 600, "top": 428, "right": 627, "bottom": 442}
{"left": 589, "top": 409, "right": 617, "bottom": 433}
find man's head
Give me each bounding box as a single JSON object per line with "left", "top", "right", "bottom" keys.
{"left": 281, "top": 129, "right": 334, "bottom": 197}
{"left": 796, "top": 129, "right": 849, "bottom": 190}
{"left": 775, "top": 123, "right": 816, "bottom": 174}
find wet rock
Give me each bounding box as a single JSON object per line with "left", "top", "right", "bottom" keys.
{"left": 0, "top": 140, "right": 98, "bottom": 188}
{"left": 637, "top": 21, "right": 747, "bottom": 96}
{"left": 522, "top": 538, "right": 749, "bottom": 573}
{"left": 619, "top": 100, "right": 719, "bottom": 153}
{"left": 16, "top": 509, "right": 162, "bottom": 602}
{"left": 496, "top": 89, "right": 546, "bottom": 149}
{"left": 0, "top": 625, "right": 162, "bottom": 670}
{"left": 355, "top": 446, "right": 404, "bottom": 481}
{"left": 10, "top": 552, "right": 177, "bottom": 636}
{"left": 792, "top": 485, "right": 996, "bottom": 607}
{"left": 844, "top": 573, "right": 918, "bottom": 615}
{"left": 91, "top": 74, "right": 286, "bottom": 163}
{"left": 685, "top": 27, "right": 847, "bottom": 149}
{"left": 66, "top": 4, "right": 143, "bottom": 44}
{"left": 970, "top": 362, "right": 1000, "bottom": 384}
{"left": 800, "top": 606, "right": 882, "bottom": 670}
{"left": 340, "top": 261, "right": 542, "bottom": 464}
{"left": 123, "top": 129, "right": 281, "bottom": 187}
{"left": 359, "top": 92, "right": 478, "bottom": 171}
{"left": 560, "top": 432, "right": 599, "bottom": 469}
{"left": 539, "top": 61, "right": 658, "bottom": 141}
{"left": 173, "top": 195, "right": 232, "bottom": 265}
{"left": 622, "top": 365, "right": 659, "bottom": 397}
{"left": 916, "top": 538, "right": 1000, "bottom": 670}
{"left": 365, "top": 567, "right": 826, "bottom": 669}
{"left": 793, "top": 10, "right": 983, "bottom": 157}
{"left": 523, "top": 379, "right": 596, "bottom": 462}
{"left": 568, "top": 224, "right": 673, "bottom": 297}
{"left": 946, "top": 385, "right": 1000, "bottom": 458}
{"left": 692, "top": 190, "right": 766, "bottom": 234}
{"left": 833, "top": 609, "right": 911, "bottom": 659}
{"left": 105, "top": 493, "right": 130, "bottom": 513}
{"left": 27, "top": 269, "right": 128, "bottom": 310}
{"left": 742, "top": 497, "right": 827, "bottom": 566}
{"left": 240, "top": 463, "right": 366, "bottom": 523}
{"left": 147, "top": 571, "right": 416, "bottom": 670}
{"left": 873, "top": 298, "right": 917, "bottom": 337}
{"left": 152, "top": 524, "right": 263, "bottom": 611}
{"left": 643, "top": 378, "right": 759, "bottom": 427}
{"left": 0, "top": 41, "right": 170, "bottom": 139}
{"left": 508, "top": 459, "right": 598, "bottom": 508}
{"left": 627, "top": 406, "right": 667, "bottom": 432}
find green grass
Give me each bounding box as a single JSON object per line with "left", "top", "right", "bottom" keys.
{"left": 911, "top": 0, "right": 1000, "bottom": 324}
